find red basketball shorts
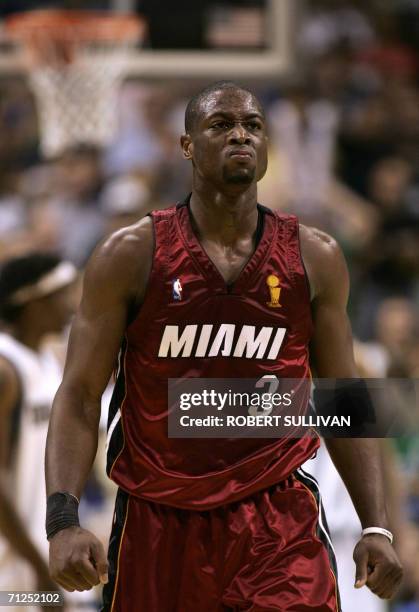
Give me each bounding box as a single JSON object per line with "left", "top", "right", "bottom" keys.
{"left": 102, "top": 468, "right": 341, "bottom": 611}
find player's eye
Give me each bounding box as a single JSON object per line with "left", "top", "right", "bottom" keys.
{"left": 247, "top": 121, "right": 262, "bottom": 131}
{"left": 211, "top": 121, "right": 231, "bottom": 130}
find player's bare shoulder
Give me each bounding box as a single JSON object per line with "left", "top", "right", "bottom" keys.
{"left": 98, "top": 215, "right": 153, "bottom": 269}
{"left": 299, "top": 224, "right": 349, "bottom": 301}
{"left": 83, "top": 216, "right": 154, "bottom": 307}
{"left": 299, "top": 224, "right": 341, "bottom": 263}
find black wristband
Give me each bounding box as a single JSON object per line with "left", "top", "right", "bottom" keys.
{"left": 46, "top": 492, "right": 80, "bottom": 541}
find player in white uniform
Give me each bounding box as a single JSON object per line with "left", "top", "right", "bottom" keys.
{"left": 303, "top": 345, "right": 396, "bottom": 612}
{"left": 303, "top": 444, "right": 387, "bottom": 612}
{"left": 0, "top": 253, "right": 96, "bottom": 611}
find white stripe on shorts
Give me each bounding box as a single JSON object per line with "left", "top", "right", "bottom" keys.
{"left": 106, "top": 409, "right": 121, "bottom": 452}
{"left": 297, "top": 467, "right": 337, "bottom": 557}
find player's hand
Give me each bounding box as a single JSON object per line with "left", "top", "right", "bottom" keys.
{"left": 49, "top": 525, "right": 109, "bottom": 592}
{"left": 353, "top": 534, "right": 403, "bottom": 599}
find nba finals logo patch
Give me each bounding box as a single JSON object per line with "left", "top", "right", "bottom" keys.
{"left": 266, "top": 274, "right": 281, "bottom": 308}
{"left": 172, "top": 278, "right": 183, "bottom": 301}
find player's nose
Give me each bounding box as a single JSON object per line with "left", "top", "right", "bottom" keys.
{"left": 228, "top": 123, "right": 250, "bottom": 144}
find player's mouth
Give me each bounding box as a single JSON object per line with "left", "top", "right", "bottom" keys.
{"left": 228, "top": 148, "right": 253, "bottom": 159}
{"left": 229, "top": 147, "right": 253, "bottom": 157}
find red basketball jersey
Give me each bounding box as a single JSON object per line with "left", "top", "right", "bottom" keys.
{"left": 106, "top": 200, "right": 319, "bottom": 510}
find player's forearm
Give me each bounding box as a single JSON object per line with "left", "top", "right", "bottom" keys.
{"left": 46, "top": 383, "right": 101, "bottom": 499}
{"left": 325, "top": 437, "right": 389, "bottom": 529}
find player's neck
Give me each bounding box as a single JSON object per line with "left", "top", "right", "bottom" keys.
{"left": 189, "top": 183, "right": 259, "bottom": 246}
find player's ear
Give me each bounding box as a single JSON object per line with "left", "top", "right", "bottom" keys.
{"left": 181, "top": 134, "right": 193, "bottom": 160}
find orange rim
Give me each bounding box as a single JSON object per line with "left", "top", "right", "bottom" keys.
{"left": 5, "top": 10, "right": 146, "bottom": 44}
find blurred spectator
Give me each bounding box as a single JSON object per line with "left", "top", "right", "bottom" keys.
{"left": 368, "top": 157, "right": 413, "bottom": 214}
{"left": 299, "top": 0, "right": 375, "bottom": 58}
{"left": 31, "top": 145, "right": 105, "bottom": 266}
{"left": 100, "top": 174, "right": 153, "bottom": 235}
{"left": 0, "top": 169, "right": 27, "bottom": 257}
{"left": 267, "top": 82, "right": 339, "bottom": 217}
{"left": 375, "top": 298, "right": 419, "bottom": 376}
{"left": 103, "top": 83, "right": 165, "bottom": 177}
{"left": 0, "top": 77, "right": 38, "bottom": 168}
{"left": 104, "top": 82, "right": 192, "bottom": 205}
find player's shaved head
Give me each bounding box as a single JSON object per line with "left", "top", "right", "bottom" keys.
{"left": 184, "top": 81, "right": 264, "bottom": 134}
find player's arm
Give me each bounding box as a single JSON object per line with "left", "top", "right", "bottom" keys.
{"left": 0, "top": 357, "right": 18, "bottom": 468}
{"left": 46, "top": 218, "right": 153, "bottom": 592}
{"left": 300, "top": 225, "right": 403, "bottom": 600}
{"left": 0, "top": 359, "right": 56, "bottom": 591}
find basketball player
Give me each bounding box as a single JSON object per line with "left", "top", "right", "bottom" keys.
{"left": 0, "top": 253, "right": 96, "bottom": 611}
{"left": 46, "top": 82, "right": 403, "bottom": 611}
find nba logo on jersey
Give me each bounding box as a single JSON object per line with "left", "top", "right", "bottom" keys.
{"left": 172, "top": 278, "right": 183, "bottom": 301}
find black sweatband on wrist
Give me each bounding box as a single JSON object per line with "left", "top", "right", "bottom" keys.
{"left": 46, "top": 491, "right": 80, "bottom": 540}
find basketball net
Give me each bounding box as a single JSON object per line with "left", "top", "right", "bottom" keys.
{"left": 6, "top": 11, "right": 146, "bottom": 158}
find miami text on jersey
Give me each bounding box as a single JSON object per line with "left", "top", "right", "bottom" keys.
{"left": 158, "top": 324, "right": 287, "bottom": 360}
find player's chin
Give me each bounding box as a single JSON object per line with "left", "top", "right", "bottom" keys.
{"left": 223, "top": 168, "right": 255, "bottom": 185}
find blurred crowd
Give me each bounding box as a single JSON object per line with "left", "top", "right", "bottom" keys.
{"left": 0, "top": 0, "right": 418, "bottom": 610}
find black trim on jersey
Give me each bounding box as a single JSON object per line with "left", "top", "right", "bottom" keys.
{"left": 295, "top": 467, "right": 342, "bottom": 612}
{"left": 254, "top": 204, "right": 265, "bottom": 247}
{"left": 106, "top": 339, "right": 127, "bottom": 477}
{"left": 125, "top": 212, "right": 157, "bottom": 327}
{"left": 177, "top": 194, "right": 269, "bottom": 292}
{"left": 126, "top": 297, "right": 142, "bottom": 328}
{"left": 176, "top": 194, "right": 190, "bottom": 209}
{"left": 101, "top": 488, "right": 129, "bottom": 612}
{"left": 176, "top": 194, "right": 275, "bottom": 217}
{"left": 256, "top": 202, "right": 275, "bottom": 216}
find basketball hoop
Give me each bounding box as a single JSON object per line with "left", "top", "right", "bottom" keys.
{"left": 6, "top": 10, "right": 146, "bottom": 157}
